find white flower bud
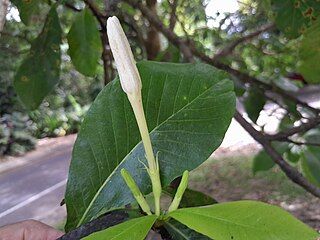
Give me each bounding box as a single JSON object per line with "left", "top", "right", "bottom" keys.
{"left": 107, "top": 16, "right": 141, "bottom": 95}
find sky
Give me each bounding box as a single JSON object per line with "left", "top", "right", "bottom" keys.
{"left": 205, "top": 0, "right": 239, "bottom": 27}
{"left": 7, "top": 0, "right": 240, "bottom": 24}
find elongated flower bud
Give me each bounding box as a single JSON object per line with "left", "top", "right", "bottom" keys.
{"left": 108, "top": 16, "right": 162, "bottom": 216}
{"left": 121, "top": 168, "right": 152, "bottom": 215}
{"left": 168, "top": 170, "right": 189, "bottom": 213}
{"left": 107, "top": 16, "right": 141, "bottom": 95}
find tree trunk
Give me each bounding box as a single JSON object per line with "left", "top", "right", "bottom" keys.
{"left": 145, "top": 0, "right": 160, "bottom": 60}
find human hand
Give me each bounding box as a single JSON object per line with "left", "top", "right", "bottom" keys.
{"left": 0, "top": 220, "right": 64, "bottom": 240}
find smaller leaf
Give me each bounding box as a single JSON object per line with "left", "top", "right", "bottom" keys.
{"left": 300, "top": 129, "right": 320, "bottom": 186}
{"left": 285, "top": 150, "right": 300, "bottom": 163}
{"left": 252, "top": 150, "right": 275, "bottom": 174}
{"left": 169, "top": 201, "right": 319, "bottom": 240}
{"left": 253, "top": 143, "right": 289, "bottom": 174}
{"left": 67, "top": 8, "right": 102, "bottom": 76}
{"left": 243, "top": 88, "right": 266, "bottom": 123}
{"left": 233, "top": 79, "right": 245, "bottom": 97}
{"left": 83, "top": 215, "right": 157, "bottom": 240}
{"left": 299, "top": 18, "right": 320, "bottom": 84}
{"left": 301, "top": 151, "right": 320, "bottom": 187}
{"left": 279, "top": 115, "right": 296, "bottom": 131}
{"left": 164, "top": 219, "right": 210, "bottom": 240}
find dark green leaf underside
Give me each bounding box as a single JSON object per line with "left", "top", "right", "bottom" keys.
{"left": 65, "top": 61, "right": 235, "bottom": 231}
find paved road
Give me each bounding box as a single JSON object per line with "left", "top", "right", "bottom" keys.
{"left": 0, "top": 136, "right": 75, "bottom": 227}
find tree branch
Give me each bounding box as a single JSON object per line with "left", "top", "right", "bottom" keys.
{"left": 124, "top": 0, "right": 194, "bottom": 62}
{"left": 84, "top": 0, "right": 106, "bottom": 27}
{"left": 213, "top": 23, "right": 275, "bottom": 60}
{"left": 168, "top": 0, "right": 178, "bottom": 31}
{"left": 83, "top": 0, "right": 114, "bottom": 85}
{"left": 234, "top": 111, "right": 320, "bottom": 198}
{"left": 64, "top": 2, "right": 81, "bottom": 12}
{"left": 275, "top": 138, "right": 320, "bottom": 147}
{"left": 267, "top": 117, "right": 320, "bottom": 141}
{"left": 0, "top": 0, "right": 8, "bottom": 32}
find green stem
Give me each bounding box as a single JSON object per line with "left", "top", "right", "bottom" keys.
{"left": 128, "top": 93, "right": 162, "bottom": 216}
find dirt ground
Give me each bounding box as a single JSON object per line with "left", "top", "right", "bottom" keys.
{"left": 189, "top": 144, "right": 320, "bottom": 230}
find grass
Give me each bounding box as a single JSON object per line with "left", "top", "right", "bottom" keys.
{"left": 190, "top": 154, "right": 307, "bottom": 201}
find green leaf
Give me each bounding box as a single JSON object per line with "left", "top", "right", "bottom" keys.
{"left": 164, "top": 219, "right": 210, "bottom": 240}
{"left": 65, "top": 61, "right": 235, "bottom": 230}
{"left": 252, "top": 150, "right": 275, "bottom": 174}
{"left": 169, "top": 201, "right": 319, "bottom": 240}
{"left": 299, "top": 18, "right": 320, "bottom": 84}
{"left": 252, "top": 143, "right": 288, "bottom": 174}
{"left": 165, "top": 187, "right": 217, "bottom": 208}
{"left": 67, "top": 8, "right": 102, "bottom": 76}
{"left": 83, "top": 215, "right": 157, "bottom": 240}
{"left": 301, "top": 151, "right": 320, "bottom": 187}
{"left": 10, "top": 0, "right": 41, "bottom": 25}
{"left": 285, "top": 150, "right": 300, "bottom": 163}
{"left": 13, "top": 7, "right": 62, "bottom": 110}
{"left": 271, "top": 0, "right": 320, "bottom": 39}
{"left": 300, "top": 129, "right": 320, "bottom": 186}
{"left": 243, "top": 88, "right": 265, "bottom": 123}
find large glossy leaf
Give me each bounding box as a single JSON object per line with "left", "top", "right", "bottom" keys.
{"left": 10, "top": 0, "right": 41, "bottom": 25}
{"left": 83, "top": 215, "right": 157, "bottom": 240}
{"left": 13, "top": 7, "right": 62, "bottom": 109}
{"left": 169, "top": 201, "right": 319, "bottom": 240}
{"left": 299, "top": 18, "right": 320, "bottom": 84}
{"left": 67, "top": 8, "right": 102, "bottom": 76}
{"left": 164, "top": 219, "right": 210, "bottom": 240}
{"left": 271, "top": 0, "right": 320, "bottom": 39}
{"left": 65, "top": 61, "right": 235, "bottom": 230}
